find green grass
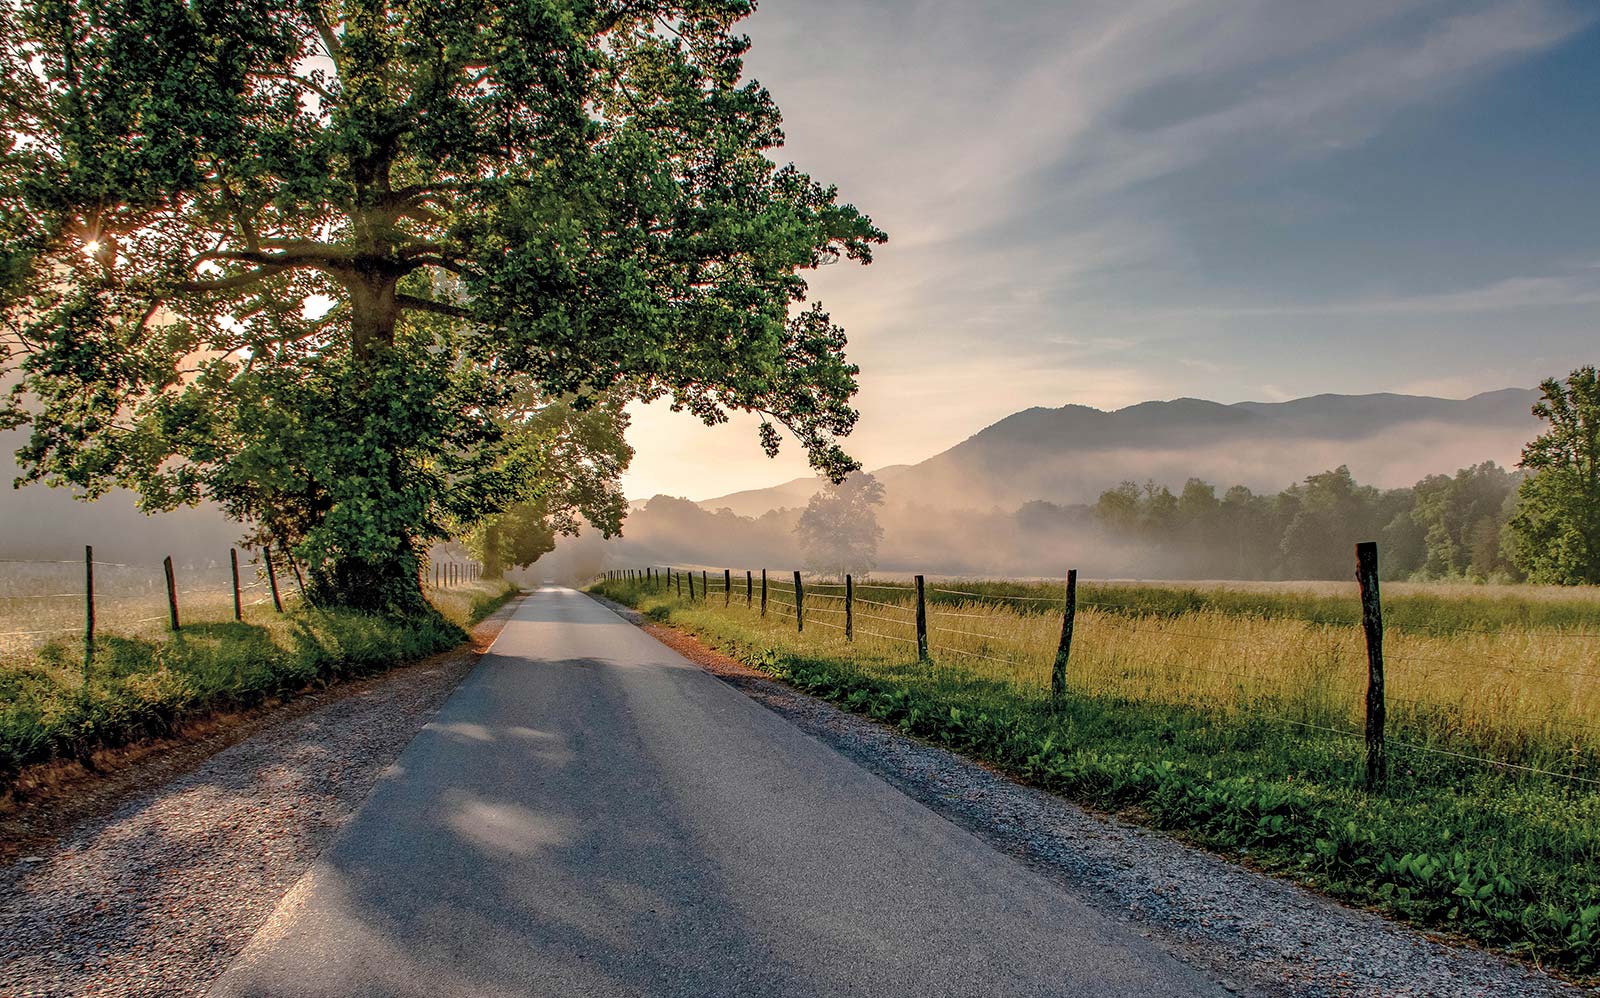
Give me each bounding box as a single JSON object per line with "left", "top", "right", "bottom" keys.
{"left": 0, "top": 579, "right": 517, "bottom": 790}
{"left": 879, "top": 577, "right": 1600, "bottom": 635}
{"left": 595, "top": 577, "right": 1600, "bottom": 979}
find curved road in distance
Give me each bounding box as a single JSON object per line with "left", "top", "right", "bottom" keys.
{"left": 212, "top": 587, "right": 1224, "bottom": 997}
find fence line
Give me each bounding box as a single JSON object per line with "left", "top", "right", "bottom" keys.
{"left": 597, "top": 552, "right": 1600, "bottom": 791}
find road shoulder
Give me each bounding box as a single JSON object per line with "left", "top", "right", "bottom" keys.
{"left": 0, "top": 595, "right": 523, "bottom": 998}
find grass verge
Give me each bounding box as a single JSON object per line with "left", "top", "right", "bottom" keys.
{"left": 594, "top": 578, "right": 1600, "bottom": 981}
{"left": 0, "top": 580, "right": 517, "bottom": 792}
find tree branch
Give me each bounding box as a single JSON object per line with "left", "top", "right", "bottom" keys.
{"left": 176, "top": 265, "right": 289, "bottom": 293}
{"left": 396, "top": 294, "right": 471, "bottom": 319}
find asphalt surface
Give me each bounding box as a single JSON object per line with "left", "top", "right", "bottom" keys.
{"left": 211, "top": 587, "right": 1224, "bottom": 998}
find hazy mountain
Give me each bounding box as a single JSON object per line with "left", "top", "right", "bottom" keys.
{"left": 694, "top": 389, "right": 1542, "bottom": 515}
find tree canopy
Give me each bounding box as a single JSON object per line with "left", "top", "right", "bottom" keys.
{"left": 796, "top": 472, "right": 883, "bottom": 578}
{"left": 1, "top": 0, "right": 884, "bottom": 611}
{"left": 1505, "top": 367, "right": 1600, "bottom": 585}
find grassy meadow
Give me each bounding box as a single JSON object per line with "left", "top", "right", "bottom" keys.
{"left": 592, "top": 573, "right": 1600, "bottom": 978}
{"left": 0, "top": 566, "right": 515, "bottom": 791}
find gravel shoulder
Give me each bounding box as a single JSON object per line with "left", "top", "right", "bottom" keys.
{"left": 0, "top": 596, "right": 523, "bottom": 998}
{"left": 590, "top": 593, "right": 1592, "bottom": 998}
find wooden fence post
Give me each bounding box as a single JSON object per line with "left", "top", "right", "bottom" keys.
{"left": 793, "top": 570, "right": 805, "bottom": 632}
{"left": 724, "top": 568, "right": 731, "bottom": 607}
{"left": 915, "top": 574, "right": 928, "bottom": 661}
{"left": 163, "top": 556, "right": 180, "bottom": 631}
{"left": 282, "top": 543, "right": 309, "bottom": 606}
{"left": 845, "top": 573, "right": 854, "bottom": 642}
{"left": 746, "top": 569, "right": 753, "bottom": 606}
{"left": 230, "top": 548, "right": 243, "bottom": 621}
{"left": 1356, "top": 541, "right": 1387, "bottom": 789}
{"left": 266, "top": 551, "right": 284, "bottom": 612}
{"left": 676, "top": 570, "right": 683, "bottom": 597}
{"left": 84, "top": 545, "right": 94, "bottom": 673}
{"left": 701, "top": 570, "right": 707, "bottom": 601}
{"left": 1051, "top": 570, "right": 1077, "bottom": 704}
{"left": 688, "top": 570, "right": 696, "bottom": 600}
{"left": 761, "top": 569, "right": 768, "bottom": 616}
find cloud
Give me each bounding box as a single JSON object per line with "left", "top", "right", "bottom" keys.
{"left": 624, "top": 1, "right": 1598, "bottom": 500}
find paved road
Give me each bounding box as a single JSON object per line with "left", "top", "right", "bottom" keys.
{"left": 212, "top": 587, "right": 1223, "bottom": 997}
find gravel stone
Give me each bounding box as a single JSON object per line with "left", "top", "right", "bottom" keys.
{"left": 0, "top": 599, "right": 521, "bottom": 998}
{"left": 595, "top": 594, "right": 1592, "bottom": 998}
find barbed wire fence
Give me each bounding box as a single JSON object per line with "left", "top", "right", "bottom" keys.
{"left": 601, "top": 544, "right": 1600, "bottom": 795}
{"left": 2, "top": 548, "right": 487, "bottom": 668}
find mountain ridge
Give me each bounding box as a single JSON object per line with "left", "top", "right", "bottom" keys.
{"left": 691, "top": 388, "right": 1540, "bottom": 517}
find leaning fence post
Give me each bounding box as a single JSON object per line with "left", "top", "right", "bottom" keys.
{"left": 282, "top": 543, "right": 310, "bottom": 606}
{"left": 1356, "top": 541, "right": 1387, "bottom": 789}
{"left": 794, "top": 570, "right": 805, "bottom": 632}
{"left": 1051, "top": 569, "right": 1077, "bottom": 704}
{"left": 845, "top": 573, "right": 854, "bottom": 642}
{"left": 701, "top": 570, "right": 708, "bottom": 601}
{"left": 163, "top": 556, "right": 180, "bottom": 631}
{"left": 915, "top": 574, "right": 928, "bottom": 661}
{"left": 724, "top": 568, "right": 731, "bottom": 607}
{"left": 761, "top": 569, "right": 768, "bottom": 616}
{"left": 266, "top": 550, "right": 284, "bottom": 612}
{"left": 84, "top": 545, "right": 95, "bottom": 673}
{"left": 230, "top": 548, "right": 243, "bottom": 621}
{"left": 746, "top": 569, "right": 753, "bottom": 606}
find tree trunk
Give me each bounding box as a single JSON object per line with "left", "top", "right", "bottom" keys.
{"left": 348, "top": 272, "right": 400, "bottom": 361}
{"left": 482, "top": 524, "right": 506, "bottom": 580}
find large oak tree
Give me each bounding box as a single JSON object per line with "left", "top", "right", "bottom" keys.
{"left": 1, "top": 0, "right": 883, "bottom": 611}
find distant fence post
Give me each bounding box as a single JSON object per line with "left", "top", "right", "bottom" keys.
{"left": 746, "top": 570, "right": 753, "bottom": 606}
{"left": 84, "top": 544, "right": 95, "bottom": 673}
{"left": 701, "top": 570, "right": 707, "bottom": 601}
{"left": 1051, "top": 569, "right": 1077, "bottom": 705}
{"left": 761, "top": 569, "right": 768, "bottom": 616}
{"left": 163, "top": 556, "right": 180, "bottom": 632}
{"left": 724, "top": 568, "right": 731, "bottom": 607}
{"left": 845, "top": 573, "right": 854, "bottom": 642}
{"left": 230, "top": 548, "right": 243, "bottom": 621}
{"left": 688, "top": 570, "right": 696, "bottom": 600}
{"left": 1356, "top": 541, "right": 1387, "bottom": 789}
{"left": 266, "top": 551, "right": 284, "bottom": 612}
{"left": 793, "top": 570, "right": 805, "bottom": 632}
{"left": 676, "top": 570, "right": 683, "bottom": 597}
{"left": 914, "top": 574, "right": 928, "bottom": 661}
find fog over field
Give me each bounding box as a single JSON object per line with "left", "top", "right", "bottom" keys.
{"left": 539, "top": 388, "right": 1546, "bottom": 583}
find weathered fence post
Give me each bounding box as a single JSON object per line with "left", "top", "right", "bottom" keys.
{"left": 230, "top": 549, "right": 243, "bottom": 621}
{"left": 845, "top": 573, "right": 854, "bottom": 642}
{"left": 676, "top": 570, "right": 682, "bottom": 597}
{"left": 282, "top": 543, "right": 309, "bottom": 606}
{"left": 724, "top": 568, "right": 732, "bottom": 607}
{"left": 793, "top": 570, "right": 805, "bottom": 632}
{"left": 701, "top": 570, "right": 708, "bottom": 601}
{"left": 84, "top": 545, "right": 95, "bottom": 672}
{"left": 266, "top": 551, "right": 284, "bottom": 612}
{"left": 688, "top": 570, "right": 696, "bottom": 600}
{"left": 746, "top": 569, "right": 753, "bottom": 606}
{"left": 915, "top": 574, "right": 928, "bottom": 661}
{"left": 1356, "top": 541, "right": 1387, "bottom": 789}
{"left": 163, "top": 556, "right": 180, "bottom": 631}
{"left": 1051, "top": 569, "right": 1077, "bottom": 705}
{"left": 761, "top": 569, "right": 768, "bottom": 616}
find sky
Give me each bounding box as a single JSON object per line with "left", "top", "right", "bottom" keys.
{"left": 619, "top": 0, "right": 1600, "bottom": 502}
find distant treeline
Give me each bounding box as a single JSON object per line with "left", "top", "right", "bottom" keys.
{"left": 591, "top": 461, "right": 1524, "bottom": 583}
{"left": 1079, "top": 462, "right": 1520, "bottom": 581}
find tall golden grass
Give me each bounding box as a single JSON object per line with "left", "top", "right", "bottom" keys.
{"left": 681, "top": 576, "right": 1600, "bottom": 770}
